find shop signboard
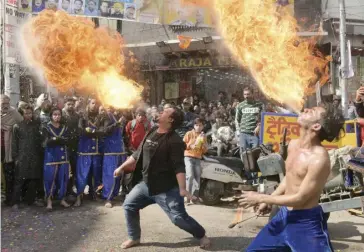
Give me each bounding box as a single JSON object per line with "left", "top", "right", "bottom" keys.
{"left": 260, "top": 112, "right": 357, "bottom": 152}
{"left": 168, "top": 56, "right": 237, "bottom": 69}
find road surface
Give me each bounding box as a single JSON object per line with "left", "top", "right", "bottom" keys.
{"left": 1, "top": 200, "right": 364, "bottom": 252}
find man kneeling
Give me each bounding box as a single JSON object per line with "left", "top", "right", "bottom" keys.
{"left": 239, "top": 105, "right": 344, "bottom": 252}
{"left": 114, "top": 107, "right": 210, "bottom": 249}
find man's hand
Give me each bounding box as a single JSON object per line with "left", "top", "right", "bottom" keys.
{"left": 238, "top": 191, "right": 262, "bottom": 208}
{"left": 255, "top": 203, "right": 272, "bottom": 216}
{"left": 180, "top": 189, "right": 197, "bottom": 201}
{"left": 114, "top": 166, "right": 124, "bottom": 177}
{"left": 253, "top": 125, "right": 260, "bottom": 136}
{"left": 356, "top": 87, "right": 364, "bottom": 102}
{"left": 118, "top": 116, "right": 126, "bottom": 125}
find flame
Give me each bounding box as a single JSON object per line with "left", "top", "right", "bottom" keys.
{"left": 177, "top": 35, "right": 192, "bottom": 49}
{"left": 21, "top": 10, "right": 142, "bottom": 108}
{"left": 212, "top": 0, "right": 330, "bottom": 112}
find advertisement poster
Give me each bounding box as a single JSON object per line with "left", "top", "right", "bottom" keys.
{"left": 98, "top": 0, "right": 111, "bottom": 17}
{"left": 260, "top": 112, "right": 342, "bottom": 152}
{"left": 45, "top": 0, "right": 58, "bottom": 9}
{"left": 135, "top": 0, "right": 162, "bottom": 24}
{"left": 164, "top": 82, "right": 179, "bottom": 100}
{"left": 124, "top": 2, "right": 136, "bottom": 20}
{"left": 164, "top": 0, "right": 211, "bottom": 27}
{"left": 18, "top": 0, "right": 32, "bottom": 12}
{"left": 84, "top": 0, "right": 99, "bottom": 16}
{"left": 71, "top": 0, "right": 85, "bottom": 14}
{"left": 58, "top": 0, "right": 71, "bottom": 12}
{"left": 109, "top": 2, "right": 124, "bottom": 18}
{"left": 32, "top": 0, "right": 45, "bottom": 12}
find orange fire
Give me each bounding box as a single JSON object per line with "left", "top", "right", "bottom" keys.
{"left": 21, "top": 10, "right": 142, "bottom": 108}
{"left": 212, "top": 0, "right": 330, "bottom": 112}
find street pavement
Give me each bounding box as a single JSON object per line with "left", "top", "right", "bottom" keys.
{"left": 1, "top": 199, "right": 364, "bottom": 252}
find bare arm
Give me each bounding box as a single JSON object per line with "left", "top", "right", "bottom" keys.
{"left": 257, "top": 153, "right": 329, "bottom": 207}
{"left": 176, "top": 173, "right": 187, "bottom": 191}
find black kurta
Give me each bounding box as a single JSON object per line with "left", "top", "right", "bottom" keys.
{"left": 12, "top": 120, "right": 43, "bottom": 179}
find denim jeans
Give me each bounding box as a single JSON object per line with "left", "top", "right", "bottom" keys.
{"left": 239, "top": 133, "right": 259, "bottom": 180}
{"left": 239, "top": 132, "right": 259, "bottom": 151}
{"left": 184, "top": 157, "right": 201, "bottom": 197}
{"left": 123, "top": 181, "right": 206, "bottom": 241}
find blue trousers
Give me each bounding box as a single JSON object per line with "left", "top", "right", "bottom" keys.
{"left": 44, "top": 163, "right": 69, "bottom": 200}
{"left": 102, "top": 154, "right": 126, "bottom": 200}
{"left": 246, "top": 206, "right": 334, "bottom": 252}
{"left": 123, "top": 182, "right": 206, "bottom": 241}
{"left": 184, "top": 157, "right": 201, "bottom": 197}
{"left": 239, "top": 132, "right": 259, "bottom": 151}
{"left": 76, "top": 155, "right": 102, "bottom": 196}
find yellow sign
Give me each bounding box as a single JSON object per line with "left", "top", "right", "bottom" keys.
{"left": 261, "top": 113, "right": 357, "bottom": 152}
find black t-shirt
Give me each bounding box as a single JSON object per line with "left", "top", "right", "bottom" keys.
{"left": 142, "top": 131, "right": 167, "bottom": 183}
{"left": 132, "top": 129, "right": 185, "bottom": 195}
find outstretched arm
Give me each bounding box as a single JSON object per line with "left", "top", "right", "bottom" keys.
{"left": 240, "top": 152, "right": 329, "bottom": 208}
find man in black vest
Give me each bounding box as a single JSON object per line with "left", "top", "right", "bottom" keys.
{"left": 114, "top": 107, "right": 210, "bottom": 249}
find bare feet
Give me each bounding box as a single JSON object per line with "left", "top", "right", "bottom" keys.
{"left": 46, "top": 198, "right": 52, "bottom": 211}
{"left": 60, "top": 199, "right": 70, "bottom": 208}
{"left": 121, "top": 239, "right": 140, "bottom": 249}
{"left": 199, "top": 236, "right": 211, "bottom": 249}
{"left": 105, "top": 201, "right": 113, "bottom": 208}
{"left": 74, "top": 196, "right": 81, "bottom": 207}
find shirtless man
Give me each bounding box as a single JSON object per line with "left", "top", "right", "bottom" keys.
{"left": 238, "top": 105, "right": 344, "bottom": 251}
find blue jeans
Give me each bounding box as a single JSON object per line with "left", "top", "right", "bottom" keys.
{"left": 239, "top": 132, "right": 259, "bottom": 151}
{"left": 239, "top": 133, "right": 259, "bottom": 180}
{"left": 246, "top": 206, "right": 333, "bottom": 252}
{"left": 184, "top": 157, "right": 201, "bottom": 197}
{"left": 123, "top": 181, "right": 206, "bottom": 241}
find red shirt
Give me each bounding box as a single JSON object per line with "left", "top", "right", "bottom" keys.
{"left": 125, "top": 119, "right": 151, "bottom": 150}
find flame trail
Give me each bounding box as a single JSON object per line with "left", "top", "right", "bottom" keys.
{"left": 212, "top": 0, "right": 330, "bottom": 112}
{"left": 21, "top": 10, "right": 142, "bottom": 108}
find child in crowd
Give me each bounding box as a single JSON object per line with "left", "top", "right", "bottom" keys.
{"left": 183, "top": 118, "right": 208, "bottom": 204}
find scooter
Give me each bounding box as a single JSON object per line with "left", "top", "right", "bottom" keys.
{"left": 199, "top": 129, "right": 287, "bottom": 206}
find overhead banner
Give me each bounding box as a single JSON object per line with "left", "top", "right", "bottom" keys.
{"left": 17, "top": 0, "right": 214, "bottom": 25}
{"left": 17, "top": 0, "right": 325, "bottom": 30}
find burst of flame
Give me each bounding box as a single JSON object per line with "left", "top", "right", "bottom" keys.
{"left": 212, "top": 0, "right": 330, "bottom": 112}
{"left": 21, "top": 10, "right": 142, "bottom": 108}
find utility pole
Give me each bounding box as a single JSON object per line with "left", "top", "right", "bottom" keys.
{"left": 339, "top": 0, "right": 348, "bottom": 118}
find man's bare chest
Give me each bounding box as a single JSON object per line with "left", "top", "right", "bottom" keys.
{"left": 285, "top": 152, "right": 309, "bottom": 180}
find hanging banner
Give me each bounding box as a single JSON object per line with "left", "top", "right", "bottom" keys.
{"left": 4, "top": 5, "right": 31, "bottom": 65}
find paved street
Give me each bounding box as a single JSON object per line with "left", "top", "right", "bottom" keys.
{"left": 1, "top": 200, "right": 364, "bottom": 252}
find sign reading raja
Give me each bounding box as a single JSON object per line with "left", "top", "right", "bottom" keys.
{"left": 169, "top": 56, "right": 237, "bottom": 69}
